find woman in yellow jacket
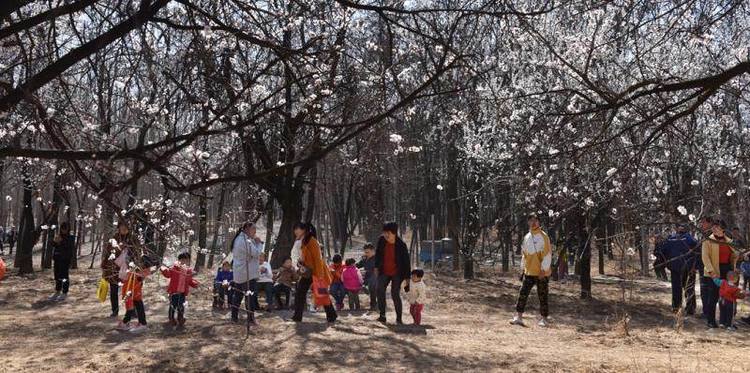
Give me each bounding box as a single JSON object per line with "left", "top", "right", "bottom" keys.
{"left": 291, "top": 222, "right": 337, "bottom": 323}
{"left": 701, "top": 220, "right": 737, "bottom": 328}
{"left": 510, "top": 214, "right": 552, "bottom": 327}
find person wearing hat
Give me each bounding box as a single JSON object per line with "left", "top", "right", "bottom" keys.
{"left": 701, "top": 219, "right": 738, "bottom": 328}
{"left": 656, "top": 223, "right": 698, "bottom": 314}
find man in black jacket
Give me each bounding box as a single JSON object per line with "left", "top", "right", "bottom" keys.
{"left": 50, "top": 222, "right": 75, "bottom": 301}
{"left": 374, "top": 222, "right": 411, "bottom": 324}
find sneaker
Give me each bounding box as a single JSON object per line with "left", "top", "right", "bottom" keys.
{"left": 538, "top": 318, "right": 549, "bottom": 327}
{"left": 707, "top": 321, "right": 719, "bottom": 329}
{"left": 48, "top": 293, "right": 61, "bottom": 301}
{"left": 57, "top": 294, "right": 67, "bottom": 301}
{"left": 116, "top": 321, "right": 131, "bottom": 331}
{"left": 718, "top": 324, "right": 727, "bottom": 329}
{"left": 726, "top": 325, "right": 738, "bottom": 332}
{"left": 377, "top": 316, "right": 387, "bottom": 324}
{"left": 509, "top": 315, "right": 525, "bottom": 326}
{"left": 129, "top": 323, "right": 148, "bottom": 333}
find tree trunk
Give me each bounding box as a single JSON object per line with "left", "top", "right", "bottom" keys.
{"left": 15, "top": 168, "right": 35, "bottom": 274}
{"left": 270, "top": 187, "right": 303, "bottom": 268}
{"left": 194, "top": 193, "right": 208, "bottom": 271}
{"left": 208, "top": 184, "right": 227, "bottom": 268}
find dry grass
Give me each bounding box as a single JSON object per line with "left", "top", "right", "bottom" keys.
{"left": 0, "top": 259, "right": 749, "bottom": 372}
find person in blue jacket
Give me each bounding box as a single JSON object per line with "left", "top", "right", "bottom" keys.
{"left": 656, "top": 223, "right": 698, "bottom": 314}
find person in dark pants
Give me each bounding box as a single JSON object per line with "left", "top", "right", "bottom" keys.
{"left": 101, "top": 220, "right": 137, "bottom": 317}
{"left": 510, "top": 214, "right": 552, "bottom": 327}
{"left": 356, "top": 243, "right": 377, "bottom": 310}
{"left": 6, "top": 228, "right": 15, "bottom": 255}
{"left": 230, "top": 222, "right": 263, "bottom": 324}
{"left": 656, "top": 224, "right": 698, "bottom": 314}
{"left": 375, "top": 222, "right": 411, "bottom": 325}
{"left": 701, "top": 219, "right": 737, "bottom": 328}
{"left": 291, "top": 222, "right": 337, "bottom": 323}
{"left": 49, "top": 222, "right": 75, "bottom": 301}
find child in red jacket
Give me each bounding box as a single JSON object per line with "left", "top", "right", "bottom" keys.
{"left": 713, "top": 271, "right": 746, "bottom": 330}
{"left": 161, "top": 252, "right": 199, "bottom": 328}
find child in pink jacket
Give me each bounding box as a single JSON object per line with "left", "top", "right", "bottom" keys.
{"left": 342, "top": 258, "right": 363, "bottom": 310}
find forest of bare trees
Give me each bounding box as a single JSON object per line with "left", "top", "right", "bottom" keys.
{"left": 1, "top": 1, "right": 748, "bottom": 288}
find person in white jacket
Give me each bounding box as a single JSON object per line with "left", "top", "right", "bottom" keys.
{"left": 230, "top": 222, "right": 264, "bottom": 324}
{"left": 405, "top": 269, "right": 427, "bottom": 325}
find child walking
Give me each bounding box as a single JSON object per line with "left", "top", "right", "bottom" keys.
{"left": 213, "top": 261, "right": 233, "bottom": 309}
{"left": 329, "top": 254, "right": 346, "bottom": 310}
{"left": 713, "top": 270, "right": 746, "bottom": 330}
{"left": 273, "top": 257, "right": 298, "bottom": 309}
{"left": 406, "top": 269, "right": 427, "bottom": 325}
{"left": 116, "top": 244, "right": 150, "bottom": 333}
{"left": 161, "top": 252, "right": 199, "bottom": 328}
{"left": 342, "top": 258, "right": 363, "bottom": 310}
{"left": 356, "top": 243, "right": 377, "bottom": 310}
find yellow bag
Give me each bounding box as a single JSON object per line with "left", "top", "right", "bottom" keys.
{"left": 96, "top": 278, "right": 109, "bottom": 303}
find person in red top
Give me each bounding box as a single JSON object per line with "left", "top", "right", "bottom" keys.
{"left": 329, "top": 254, "right": 346, "bottom": 310}
{"left": 713, "top": 271, "right": 746, "bottom": 330}
{"left": 161, "top": 252, "right": 199, "bottom": 328}
{"left": 374, "top": 222, "right": 411, "bottom": 324}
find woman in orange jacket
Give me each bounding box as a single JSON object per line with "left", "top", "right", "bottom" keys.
{"left": 291, "top": 222, "right": 337, "bottom": 323}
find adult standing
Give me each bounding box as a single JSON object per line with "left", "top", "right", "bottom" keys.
{"left": 701, "top": 219, "right": 737, "bottom": 328}
{"left": 6, "top": 227, "right": 15, "bottom": 255}
{"left": 101, "top": 220, "right": 138, "bottom": 317}
{"left": 291, "top": 222, "right": 337, "bottom": 323}
{"left": 49, "top": 222, "right": 75, "bottom": 301}
{"left": 230, "top": 222, "right": 263, "bottom": 324}
{"left": 656, "top": 224, "right": 698, "bottom": 314}
{"left": 374, "top": 222, "right": 411, "bottom": 325}
{"left": 510, "top": 214, "right": 552, "bottom": 327}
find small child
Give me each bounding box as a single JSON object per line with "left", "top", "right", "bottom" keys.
{"left": 329, "top": 254, "right": 346, "bottom": 311}
{"left": 257, "top": 253, "right": 274, "bottom": 311}
{"left": 161, "top": 252, "right": 199, "bottom": 328}
{"left": 713, "top": 270, "right": 746, "bottom": 331}
{"left": 356, "top": 243, "right": 377, "bottom": 310}
{"left": 273, "top": 257, "right": 299, "bottom": 309}
{"left": 342, "top": 258, "right": 363, "bottom": 310}
{"left": 405, "top": 269, "right": 427, "bottom": 325}
{"left": 116, "top": 246, "right": 151, "bottom": 333}
{"left": 213, "top": 261, "right": 233, "bottom": 309}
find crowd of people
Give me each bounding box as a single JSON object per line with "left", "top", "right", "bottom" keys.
{"left": 23, "top": 210, "right": 749, "bottom": 333}
{"left": 80, "top": 220, "right": 428, "bottom": 332}
{"left": 653, "top": 216, "right": 749, "bottom": 330}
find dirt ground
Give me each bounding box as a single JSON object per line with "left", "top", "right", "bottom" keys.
{"left": 1, "top": 255, "right": 750, "bottom": 373}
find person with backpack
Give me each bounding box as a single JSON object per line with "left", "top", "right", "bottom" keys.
{"left": 655, "top": 223, "right": 698, "bottom": 314}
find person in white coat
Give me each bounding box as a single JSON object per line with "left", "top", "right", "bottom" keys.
{"left": 230, "top": 222, "right": 264, "bottom": 324}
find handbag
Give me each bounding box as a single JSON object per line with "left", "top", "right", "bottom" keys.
{"left": 96, "top": 278, "right": 109, "bottom": 302}
{"left": 312, "top": 276, "right": 332, "bottom": 306}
